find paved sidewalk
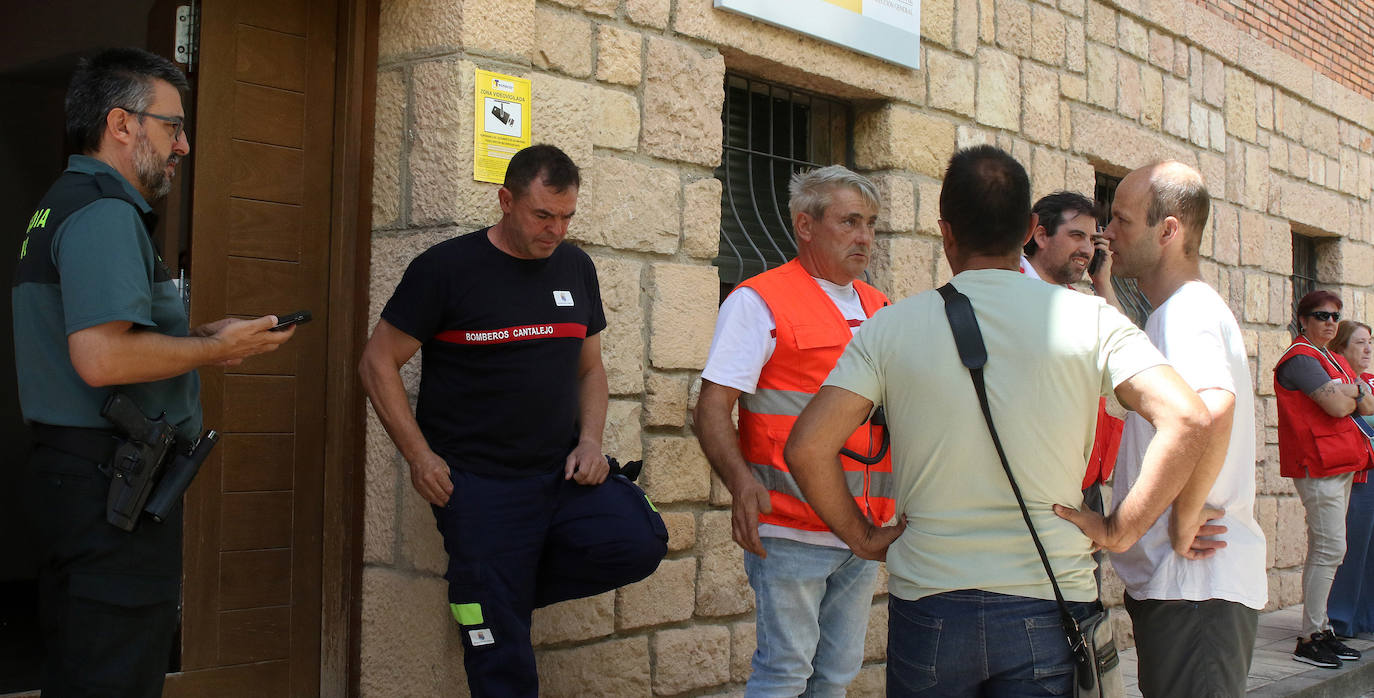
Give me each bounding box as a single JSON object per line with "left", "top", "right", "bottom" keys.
{"left": 1118, "top": 606, "right": 1374, "bottom": 697}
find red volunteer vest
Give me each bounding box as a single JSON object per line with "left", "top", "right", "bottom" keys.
{"left": 735, "top": 260, "right": 895, "bottom": 531}
{"left": 1274, "top": 338, "right": 1374, "bottom": 479}
{"left": 1085, "top": 399, "right": 1124, "bottom": 489}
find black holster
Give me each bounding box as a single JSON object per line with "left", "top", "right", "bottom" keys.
{"left": 101, "top": 394, "right": 178, "bottom": 531}
{"left": 99, "top": 393, "right": 218, "bottom": 531}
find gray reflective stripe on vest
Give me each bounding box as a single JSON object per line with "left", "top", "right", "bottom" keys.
{"left": 739, "top": 388, "right": 813, "bottom": 417}
{"left": 750, "top": 462, "right": 867, "bottom": 501}
{"left": 867, "top": 469, "right": 895, "bottom": 499}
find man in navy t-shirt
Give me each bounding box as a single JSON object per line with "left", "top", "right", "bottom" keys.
{"left": 359, "top": 144, "right": 666, "bottom": 696}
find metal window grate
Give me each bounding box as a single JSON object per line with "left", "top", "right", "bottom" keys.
{"left": 713, "top": 73, "right": 852, "bottom": 300}
{"left": 1095, "top": 172, "right": 1153, "bottom": 328}
{"left": 1291, "top": 232, "right": 1319, "bottom": 335}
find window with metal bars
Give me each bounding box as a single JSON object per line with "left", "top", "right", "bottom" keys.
{"left": 1291, "top": 232, "right": 1319, "bottom": 335}
{"left": 713, "top": 73, "right": 853, "bottom": 300}
{"left": 1094, "top": 172, "right": 1153, "bottom": 327}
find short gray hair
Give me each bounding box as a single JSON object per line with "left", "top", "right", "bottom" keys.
{"left": 788, "top": 165, "right": 880, "bottom": 222}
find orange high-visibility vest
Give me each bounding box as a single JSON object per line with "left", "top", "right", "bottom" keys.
{"left": 735, "top": 259, "right": 895, "bottom": 532}
{"left": 1275, "top": 338, "right": 1374, "bottom": 479}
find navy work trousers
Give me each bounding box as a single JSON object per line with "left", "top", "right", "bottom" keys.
{"left": 435, "top": 468, "right": 668, "bottom": 697}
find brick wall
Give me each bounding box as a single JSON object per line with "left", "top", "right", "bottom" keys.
{"left": 363, "top": 1, "right": 1374, "bottom": 695}
{"left": 1188, "top": 0, "right": 1374, "bottom": 100}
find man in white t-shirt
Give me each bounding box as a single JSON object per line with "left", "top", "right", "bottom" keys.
{"left": 693, "top": 165, "right": 890, "bottom": 697}
{"left": 784, "top": 146, "right": 1211, "bottom": 695}
{"left": 1095, "top": 161, "right": 1267, "bottom": 696}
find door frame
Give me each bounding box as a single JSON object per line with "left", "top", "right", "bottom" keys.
{"left": 163, "top": 0, "right": 376, "bottom": 693}
{"left": 319, "top": 0, "right": 377, "bottom": 694}
{"left": 162, "top": 0, "right": 374, "bottom": 691}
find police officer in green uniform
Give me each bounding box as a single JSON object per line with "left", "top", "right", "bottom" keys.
{"left": 12, "top": 48, "right": 296, "bottom": 697}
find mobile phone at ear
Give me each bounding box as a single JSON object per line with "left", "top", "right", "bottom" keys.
{"left": 271, "top": 310, "right": 312, "bottom": 331}
{"left": 1088, "top": 248, "right": 1106, "bottom": 276}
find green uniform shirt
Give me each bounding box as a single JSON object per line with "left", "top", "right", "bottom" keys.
{"left": 12, "top": 155, "right": 202, "bottom": 434}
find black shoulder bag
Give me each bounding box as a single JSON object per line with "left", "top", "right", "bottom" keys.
{"left": 938, "top": 283, "right": 1122, "bottom": 698}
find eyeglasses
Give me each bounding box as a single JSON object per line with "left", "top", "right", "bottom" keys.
{"left": 120, "top": 108, "right": 185, "bottom": 142}
{"left": 1306, "top": 311, "right": 1341, "bottom": 322}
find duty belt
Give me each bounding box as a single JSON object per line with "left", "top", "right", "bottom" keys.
{"left": 29, "top": 423, "right": 121, "bottom": 470}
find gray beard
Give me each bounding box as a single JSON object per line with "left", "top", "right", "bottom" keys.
{"left": 133, "top": 133, "right": 174, "bottom": 201}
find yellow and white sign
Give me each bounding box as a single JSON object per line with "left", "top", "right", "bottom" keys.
{"left": 716, "top": 0, "right": 920, "bottom": 69}
{"left": 473, "top": 69, "right": 532, "bottom": 184}
{"left": 823, "top": 0, "right": 917, "bottom": 28}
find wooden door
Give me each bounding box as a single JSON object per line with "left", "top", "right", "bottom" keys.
{"left": 165, "top": 0, "right": 338, "bottom": 694}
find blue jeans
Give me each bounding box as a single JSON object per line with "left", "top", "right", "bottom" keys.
{"left": 744, "top": 536, "right": 879, "bottom": 697}
{"left": 887, "top": 590, "right": 1096, "bottom": 697}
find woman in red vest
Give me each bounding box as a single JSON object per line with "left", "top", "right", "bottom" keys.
{"left": 1327, "top": 320, "right": 1374, "bottom": 640}
{"left": 1276, "top": 290, "right": 1374, "bottom": 667}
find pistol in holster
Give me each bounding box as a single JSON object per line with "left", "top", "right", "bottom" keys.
{"left": 100, "top": 393, "right": 219, "bottom": 532}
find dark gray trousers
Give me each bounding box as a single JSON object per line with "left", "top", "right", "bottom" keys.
{"left": 1124, "top": 593, "right": 1258, "bottom": 698}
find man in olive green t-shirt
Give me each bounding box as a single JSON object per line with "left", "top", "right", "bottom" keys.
{"left": 785, "top": 145, "right": 1212, "bottom": 695}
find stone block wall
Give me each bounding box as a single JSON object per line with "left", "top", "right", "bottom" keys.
{"left": 365, "top": 0, "right": 1374, "bottom": 694}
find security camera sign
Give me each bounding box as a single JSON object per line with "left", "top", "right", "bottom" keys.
{"left": 474, "top": 69, "right": 532, "bottom": 184}
{"left": 485, "top": 99, "right": 521, "bottom": 136}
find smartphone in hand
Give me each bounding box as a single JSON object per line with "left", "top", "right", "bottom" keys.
{"left": 1088, "top": 225, "right": 1107, "bottom": 276}
{"left": 271, "top": 310, "right": 312, "bottom": 331}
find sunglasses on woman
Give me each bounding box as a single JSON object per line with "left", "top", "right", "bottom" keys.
{"left": 1306, "top": 311, "right": 1341, "bottom": 322}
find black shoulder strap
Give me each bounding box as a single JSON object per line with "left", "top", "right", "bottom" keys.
{"left": 937, "top": 282, "right": 1095, "bottom": 686}
{"left": 937, "top": 284, "right": 986, "bottom": 371}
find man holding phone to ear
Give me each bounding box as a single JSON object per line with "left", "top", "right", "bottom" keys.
{"left": 12, "top": 48, "right": 296, "bottom": 697}
{"left": 1020, "top": 190, "right": 1119, "bottom": 306}
{"left": 1022, "top": 191, "right": 1126, "bottom": 583}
